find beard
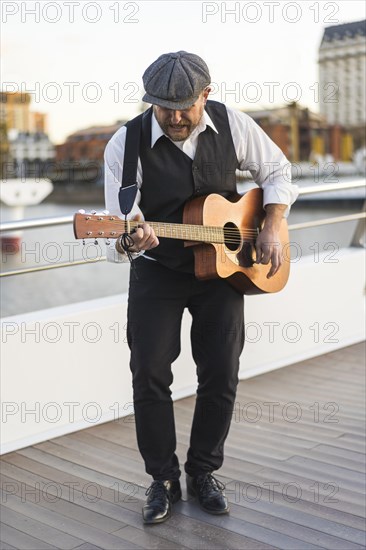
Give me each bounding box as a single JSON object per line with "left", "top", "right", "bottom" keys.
{"left": 153, "top": 104, "right": 204, "bottom": 142}
{"left": 160, "top": 120, "right": 197, "bottom": 141}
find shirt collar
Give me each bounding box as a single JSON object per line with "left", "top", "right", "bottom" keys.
{"left": 150, "top": 109, "right": 219, "bottom": 148}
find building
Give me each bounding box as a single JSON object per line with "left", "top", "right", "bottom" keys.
{"left": 7, "top": 130, "right": 55, "bottom": 179}
{"left": 0, "top": 92, "right": 53, "bottom": 179}
{"left": 319, "top": 19, "right": 366, "bottom": 155}
{"left": 54, "top": 122, "right": 126, "bottom": 185}
{"left": 0, "top": 92, "right": 48, "bottom": 133}
{"left": 245, "top": 104, "right": 329, "bottom": 162}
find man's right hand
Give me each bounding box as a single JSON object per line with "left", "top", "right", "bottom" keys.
{"left": 128, "top": 214, "right": 159, "bottom": 252}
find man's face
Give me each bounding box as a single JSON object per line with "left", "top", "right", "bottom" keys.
{"left": 153, "top": 89, "right": 210, "bottom": 142}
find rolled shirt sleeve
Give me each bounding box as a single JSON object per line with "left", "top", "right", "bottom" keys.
{"left": 227, "top": 107, "right": 299, "bottom": 217}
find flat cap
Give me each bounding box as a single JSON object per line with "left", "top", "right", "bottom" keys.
{"left": 142, "top": 51, "right": 211, "bottom": 110}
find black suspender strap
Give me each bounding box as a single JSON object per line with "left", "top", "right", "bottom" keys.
{"left": 118, "top": 113, "right": 143, "bottom": 215}
{"left": 116, "top": 113, "right": 145, "bottom": 275}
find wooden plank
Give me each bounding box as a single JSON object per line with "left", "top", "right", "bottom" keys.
{"left": 238, "top": 364, "right": 364, "bottom": 387}
{"left": 284, "top": 456, "right": 366, "bottom": 485}
{"left": 112, "top": 522, "right": 274, "bottom": 550}
{"left": 175, "top": 398, "right": 363, "bottom": 441}
{"left": 0, "top": 478, "right": 142, "bottom": 549}
{"left": 0, "top": 457, "right": 128, "bottom": 534}
{"left": 12, "top": 447, "right": 148, "bottom": 504}
{"left": 69, "top": 430, "right": 264, "bottom": 476}
{"left": 0, "top": 523, "right": 59, "bottom": 550}
{"left": 175, "top": 500, "right": 325, "bottom": 550}
{"left": 221, "top": 485, "right": 366, "bottom": 546}
{"left": 311, "top": 444, "right": 366, "bottom": 464}
{"left": 0, "top": 540, "right": 18, "bottom": 550}
{"left": 290, "top": 447, "right": 365, "bottom": 473}
{"left": 38, "top": 435, "right": 148, "bottom": 478}
{"left": 235, "top": 378, "right": 363, "bottom": 401}
{"left": 233, "top": 386, "right": 365, "bottom": 422}
{"left": 0, "top": 464, "right": 144, "bottom": 523}
{"left": 0, "top": 498, "right": 139, "bottom": 550}
{"left": 68, "top": 431, "right": 142, "bottom": 462}
{"left": 0, "top": 505, "right": 84, "bottom": 549}
{"left": 104, "top": 525, "right": 188, "bottom": 550}
{"left": 0, "top": 473, "right": 191, "bottom": 550}
{"left": 231, "top": 467, "right": 366, "bottom": 513}
{"left": 223, "top": 476, "right": 366, "bottom": 529}
{"left": 31, "top": 440, "right": 150, "bottom": 487}
{"left": 1, "top": 487, "right": 186, "bottom": 550}
{"left": 71, "top": 545, "right": 104, "bottom": 550}
{"left": 182, "top": 499, "right": 366, "bottom": 550}
{"left": 335, "top": 434, "right": 366, "bottom": 453}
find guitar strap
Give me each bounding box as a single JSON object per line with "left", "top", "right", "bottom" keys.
{"left": 116, "top": 112, "right": 145, "bottom": 275}
{"left": 118, "top": 112, "right": 144, "bottom": 215}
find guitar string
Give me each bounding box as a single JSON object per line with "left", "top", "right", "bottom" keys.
{"left": 79, "top": 220, "right": 265, "bottom": 243}
{"left": 82, "top": 230, "right": 259, "bottom": 243}
{"left": 79, "top": 217, "right": 259, "bottom": 235}
{"left": 125, "top": 223, "right": 259, "bottom": 237}
{"left": 84, "top": 231, "right": 259, "bottom": 243}
{"left": 127, "top": 224, "right": 258, "bottom": 245}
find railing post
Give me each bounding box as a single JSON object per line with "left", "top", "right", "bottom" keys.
{"left": 350, "top": 201, "right": 366, "bottom": 248}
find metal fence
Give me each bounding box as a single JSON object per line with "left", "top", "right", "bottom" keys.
{"left": 1, "top": 180, "right": 365, "bottom": 277}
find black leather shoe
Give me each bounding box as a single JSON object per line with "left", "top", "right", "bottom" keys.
{"left": 142, "top": 480, "right": 182, "bottom": 524}
{"left": 186, "top": 473, "right": 229, "bottom": 514}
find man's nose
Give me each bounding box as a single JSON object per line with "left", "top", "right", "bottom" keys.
{"left": 169, "top": 111, "right": 182, "bottom": 124}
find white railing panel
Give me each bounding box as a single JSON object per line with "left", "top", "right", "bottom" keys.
{"left": 1, "top": 248, "right": 365, "bottom": 454}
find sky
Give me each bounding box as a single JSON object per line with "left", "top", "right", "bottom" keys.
{"left": 2, "top": 0, "right": 366, "bottom": 144}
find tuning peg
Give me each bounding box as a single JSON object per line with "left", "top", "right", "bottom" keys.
{"left": 78, "top": 209, "right": 86, "bottom": 214}
{"left": 94, "top": 239, "right": 98, "bottom": 245}
{"left": 91, "top": 210, "right": 97, "bottom": 215}
{"left": 103, "top": 210, "right": 109, "bottom": 215}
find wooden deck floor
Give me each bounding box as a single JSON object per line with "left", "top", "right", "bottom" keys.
{"left": 1, "top": 342, "right": 365, "bottom": 550}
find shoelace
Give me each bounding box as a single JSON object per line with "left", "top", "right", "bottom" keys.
{"left": 196, "top": 473, "right": 225, "bottom": 497}
{"left": 145, "top": 481, "right": 169, "bottom": 504}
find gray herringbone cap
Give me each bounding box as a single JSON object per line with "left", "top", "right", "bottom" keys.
{"left": 142, "top": 51, "right": 211, "bottom": 109}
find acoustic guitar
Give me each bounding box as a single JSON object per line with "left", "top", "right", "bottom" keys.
{"left": 73, "top": 188, "right": 290, "bottom": 295}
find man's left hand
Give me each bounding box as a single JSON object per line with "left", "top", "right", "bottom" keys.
{"left": 255, "top": 203, "right": 287, "bottom": 279}
{"left": 255, "top": 227, "right": 282, "bottom": 279}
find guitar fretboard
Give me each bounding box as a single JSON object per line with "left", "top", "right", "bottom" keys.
{"left": 73, "top": 213, "right": 258, "bottom": 244}
{"left": 129, "top": 220, "right": 226, "bottom": 243}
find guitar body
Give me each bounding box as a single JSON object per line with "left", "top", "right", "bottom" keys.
{"left": 183, "top": 188, "right": 290, "bottom": 295}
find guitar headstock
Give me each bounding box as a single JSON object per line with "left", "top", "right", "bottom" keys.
{"left": 73, "top": 210, "right": 125, "bottom": 240}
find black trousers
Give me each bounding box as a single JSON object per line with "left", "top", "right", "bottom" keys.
{"left": 127, "top": 257, "right": 245, "bottom": 480}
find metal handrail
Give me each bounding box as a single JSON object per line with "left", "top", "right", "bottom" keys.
{"left": 289, "top": 212, "right": 365, "bottom": 230}
{"left": 0, "top": 214, "right": 74, "bottom": 233}
{"left": 296, "top": 179, "right": 365, "bottom": 195}
{"left": 0, "top": 256, "right": 107, "bottom": 277}
{"left": 0, "top": 180, "right": 364, "bottom": 234}
{"left": 0, "top": 180, "right": 364, "bottom": 277}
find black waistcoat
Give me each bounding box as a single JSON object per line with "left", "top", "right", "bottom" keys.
{"left": 138, "top": 100, "right": 239, "bottom": 272}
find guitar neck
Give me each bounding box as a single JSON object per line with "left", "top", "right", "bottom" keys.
{"left": 127, "top": 220, "right": 225, "bottom": 244}
{"left": 73, "top": 213, "right": 257, "bottom": 244}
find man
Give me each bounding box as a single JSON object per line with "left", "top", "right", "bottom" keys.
{"left": 105, "top": 51, "right": 298, "bottom": 524}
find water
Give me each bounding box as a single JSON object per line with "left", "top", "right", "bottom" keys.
{"left": 0, "top": 192, "right": 363, "bottom": 318}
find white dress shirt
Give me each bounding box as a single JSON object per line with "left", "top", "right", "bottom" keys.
{"left": 104, "top": 106, "right": 299, "bottom": 262}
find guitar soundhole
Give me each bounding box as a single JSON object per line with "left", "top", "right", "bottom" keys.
{"left": 238, "top": 241, "right": 255, "bottom": 267}
{"left": 223, "top": 222, "right": 241, "bottom": 251}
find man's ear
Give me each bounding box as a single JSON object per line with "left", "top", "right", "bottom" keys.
{"left": 203, "top": 87, "right": 211, "bottom": 103}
